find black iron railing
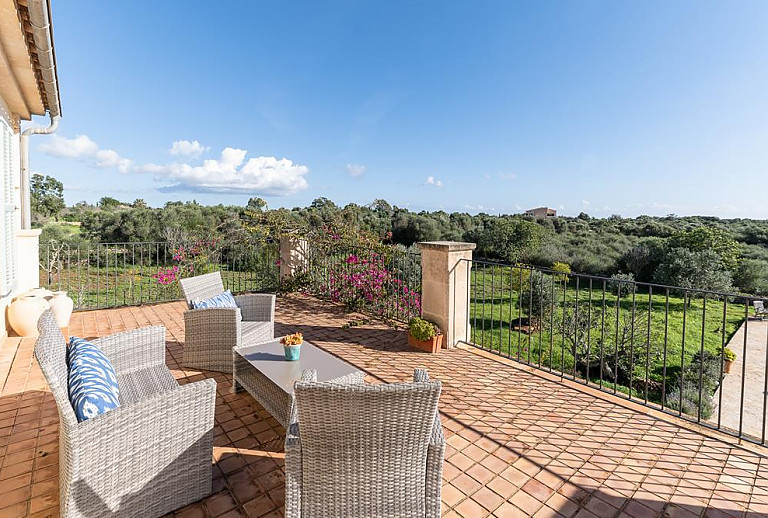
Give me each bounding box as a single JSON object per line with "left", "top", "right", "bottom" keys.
{"left": 302, "top": 241, "right": 422, "bottom": 323}
{"left": 40, "top": 241, "right": 279, "bottom": 310}
{"left": 459, "top": 258, "right": 768, "bottom": 445}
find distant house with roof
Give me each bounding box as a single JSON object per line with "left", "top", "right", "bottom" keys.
{"left": 524, "top": 206, "right": 557, "bottom": 217}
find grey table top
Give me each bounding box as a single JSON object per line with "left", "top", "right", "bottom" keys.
{"left": 235, "top": 338, "right": 360, "bottom": 394}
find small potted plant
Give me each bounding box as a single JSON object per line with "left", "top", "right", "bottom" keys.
{"left": 408, "top": 317, "right": 443, "bottom": 353}
{"left": 720, "top": 347, "right": 736, "bottom": 374}
{"left": 281, "top": 332, "right": 303, "bottom": 361}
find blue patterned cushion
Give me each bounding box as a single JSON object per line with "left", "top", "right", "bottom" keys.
{"left": 192, "top": 289, "right": 238, "bottom": 309}
{"left": 67, "top": 337, "right": 120, "bottom": 422}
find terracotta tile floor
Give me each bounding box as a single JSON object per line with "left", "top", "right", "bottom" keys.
{"left": 2, "top": 295, "right": 768, "bottom": 517}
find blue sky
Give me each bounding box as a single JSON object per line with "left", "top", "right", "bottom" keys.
{"left": 28, "top": 1, "right": 768, "bottom": 218}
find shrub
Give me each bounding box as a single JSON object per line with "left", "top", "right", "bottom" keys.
{"left": 655, "top": 248, "right": 733, "bottom": 293}
{"left": 409, "top": 317, "right": 439, "bottom": 341}
{"left": 667, "top": 227, "right": 740, "bottom": 271}
{"left": 733, "top": 259, "right": 768, "bottom": 295}
{"left": 666, "top": 350, "right": 723, "bottom": 420}
{"left": 519, "top": 271, "right": 555, "bottom": 320}
{"left": 607, "top": 272, "right": 635, "bottom": 293}
{"left": 476, "top": 218, "right": 543, "bottom": 263}
{"left": 619, "top": 239, "right": 666, "bottom": 282}
{"left": 687, "top": 350, "right": 724, "bottom": 393}
{"left": 666, "top": 384, "right": 714, "bottom": 420}
{"left": 510, "top": 265, "right": 531, "bottom": 293}
{"left": 278, "top": 271, "right": 312, "bottom": 294}
{"left": 321, "top": 253, "right": 421, "bottom": 318}
{"left": 551, "top": 262, "right": 571, "bottom": 282}
{"left": 151, "top": 239, "right": 220, "bottom": 286}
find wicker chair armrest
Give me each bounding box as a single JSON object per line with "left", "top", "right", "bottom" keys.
{"left": 234, "top": 293, "right": 275, "bottom": 322}
{"left": 284, "top": 419, "right": 302, "bottom": 518}
{"left": 77, "top": 378, "right": 217, "bottom": 451}
{"left": 426, "top": 412, "right": 445, "bottom": 518}
{"left": 331, "top": 370, "right": 366, "bottom": 386}
{"left": 413, "top": 368, "right": 430, "bottom": 383}
{"left": 429, "top": 413, "right": 445, "bottom": 447}
{"left": 91, "top": 326, "right": 167, "bottom": 375}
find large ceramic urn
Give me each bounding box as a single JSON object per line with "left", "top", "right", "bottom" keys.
{"left": 48, "top": 291, "right": 74, "bottom": 333}
{"left": 8, "top": 292, "right": 51, "bottom": 337}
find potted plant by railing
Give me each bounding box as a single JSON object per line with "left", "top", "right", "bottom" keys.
{"left": 720, "top": 347, "right": 736, "bottom": 374}
{"left": 408, "top": 317, "right": 443, "bottom": 353}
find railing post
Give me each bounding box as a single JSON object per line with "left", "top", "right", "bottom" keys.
{"left": 418, "top": 241, "right": 476, "bottom": 348}
{"left": 279, "top": 233, "right": 309, "bottom": 280}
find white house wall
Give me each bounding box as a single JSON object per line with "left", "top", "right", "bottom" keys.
{"left": 0, "top": 91, "right": 20, "bottom": 344}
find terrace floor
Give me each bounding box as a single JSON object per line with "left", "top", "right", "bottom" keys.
{"left": 2, "top": 296, "right": 768, "bottom": 517}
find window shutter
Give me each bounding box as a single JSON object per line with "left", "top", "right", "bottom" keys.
{"left": 1, "top": 119, "right": 16, "bottom": 296}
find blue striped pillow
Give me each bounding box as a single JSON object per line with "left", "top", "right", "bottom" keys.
{"left": 192, "top": 290, "right": 238, "bottom": 309}
{"left": 67, "top": 337, "right": 120, "bottom": 422}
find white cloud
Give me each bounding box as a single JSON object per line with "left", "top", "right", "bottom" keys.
{"left": 169, "top": 140, "right": 208, "bottom": 158}
{"left": 40, "top": 134, "right": 309, "bottom": 196}
{"left": 425, "top": 176, "right": 443, "bottom": 187}
{"left": 346, "top": 163, "right": 366, "bottom": 177}
{"left": 463, "top": 204, "right": 496, "bottom": 213}
{"left": 94, "top": 149, "right": 132, "bottom": 172}
{"left": 497, "top": 173, "right": 516, "bottom": 180}
{"left": 39, "top": 134, "right": 132, "bottom": 173}
{"left": 143, "top": 147, "right": 309, "bottom": 196}
{"left": 38, "top": 134, "right": 98, "bottom": 157}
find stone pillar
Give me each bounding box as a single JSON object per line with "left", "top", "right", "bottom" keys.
{"left": 279, "top": 234, "right": 309, "bottom": 280}
{"left": 418, "top": 241, "right": 475, "bottom": 348}
{"left": 16, "top": 228, "right": 42, "bottom": 292}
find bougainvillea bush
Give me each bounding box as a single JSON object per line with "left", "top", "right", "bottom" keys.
{"left": 319, "top": 252, "right": 421, "bottom": 320}
{"left": 151, "top": 239, "right": 220, "bottom": 286}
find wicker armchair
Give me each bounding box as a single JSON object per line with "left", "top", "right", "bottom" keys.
{"left": 34, "top": 310, "right": 216, "bottom": 518}
{"left": 180, "top": 271, "right": 275, "bottom": 373}
{"left": 285, "top": 368, "right": 444, "bottom": 518}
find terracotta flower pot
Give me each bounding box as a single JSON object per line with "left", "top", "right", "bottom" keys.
{"left": 724, "top": 360, "right": 734, "bottom": 375}
{"left": 408, "top": 332, "right": 443, "bottom": 353}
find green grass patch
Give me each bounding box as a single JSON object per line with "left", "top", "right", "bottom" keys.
{"left": 469, "top": 265, "right": 746, "bottom": 404}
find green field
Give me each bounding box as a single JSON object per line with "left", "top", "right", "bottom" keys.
{"left": 468, "top": 264, "right": 746, "bottom": 403}
{"left": 41, "top": 263, "right": 279, "bottom": 309}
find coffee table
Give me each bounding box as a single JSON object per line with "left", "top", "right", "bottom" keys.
{"left": 233, "top": 338, "right": 363, "bottom": 427}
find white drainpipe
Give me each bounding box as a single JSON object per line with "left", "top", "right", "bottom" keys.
{"left": 20, "top": 0, "right": 61, "bottom": 229}
{"left": 20, "top": 115, "right": 59, "bottom": 228}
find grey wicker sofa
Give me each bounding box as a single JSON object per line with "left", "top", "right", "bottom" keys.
{"left": 285, "top": 368, "right": 444, "bottom": 518}
{"left": 180, "top": 271, "right": 276, "bottom": 373}
{"left": 34, "top": 310, "right": 216, "bottom": 518}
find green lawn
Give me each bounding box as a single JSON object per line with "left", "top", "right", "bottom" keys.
{"left": 468, "top": 264, "right": 746, "bottom": 404}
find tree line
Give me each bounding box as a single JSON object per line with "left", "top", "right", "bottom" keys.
{"left": 31, "top": 174, "right": 768, "bottom": 296}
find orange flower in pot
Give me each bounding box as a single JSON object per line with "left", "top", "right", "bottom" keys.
{"left": 408, "top": 317, "right": 443, "bottom": 353}
{"left": 281, "top": 333, "right": 304, "bottom": 361}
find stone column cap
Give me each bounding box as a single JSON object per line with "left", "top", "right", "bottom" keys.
{"left": 16, "top": 229, "right": 42, "bottom": 238}
{"left": 418, "top": 241, "right": 476, "bottom": 252}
